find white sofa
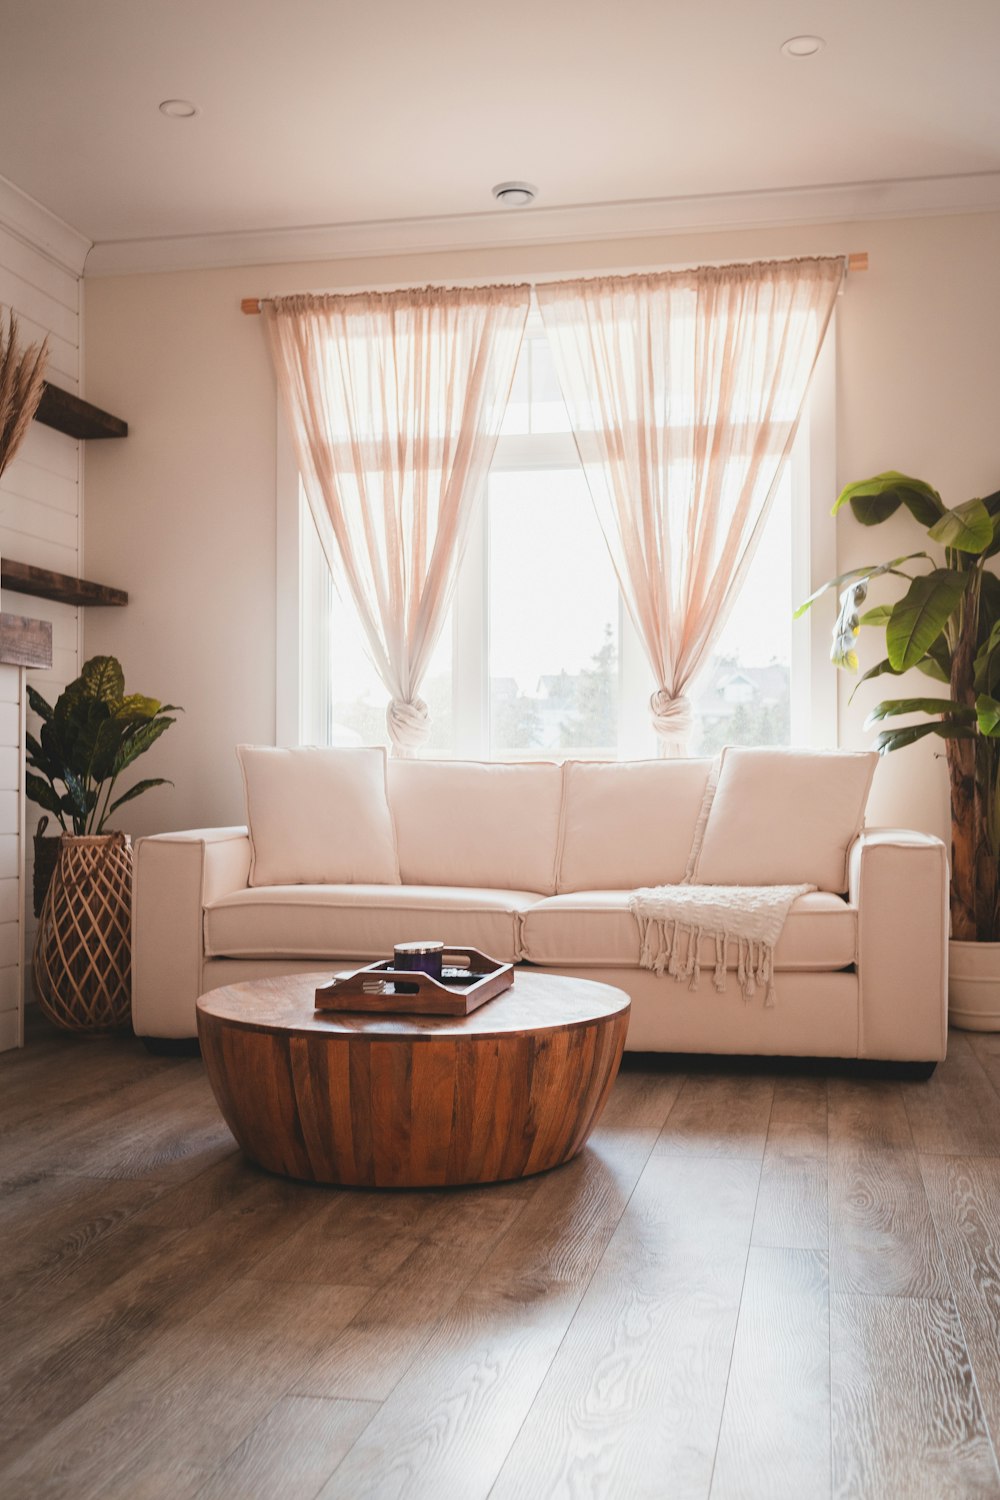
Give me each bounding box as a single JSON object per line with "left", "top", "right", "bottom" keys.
{"left": 132, "top": 748, "right": 949, "bottom": 1066}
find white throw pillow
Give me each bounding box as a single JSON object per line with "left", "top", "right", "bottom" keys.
{"left": 387, "top": 758, "right": 562, "bottom": 894}
{"left": 237, "top": 745, "right": 400, "bottom": 888}
{"left": 557, "top": 758, "right": 714, "bottom": 891}
{"left": 692, "top": 746, "right": 878, "bottom": 892}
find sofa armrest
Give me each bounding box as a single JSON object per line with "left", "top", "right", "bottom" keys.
{"left": 132, "top": 827, "right": 251, "bottom": 1037}
{"left": 848, "top": 827, "right": 949, "bottom": 1061}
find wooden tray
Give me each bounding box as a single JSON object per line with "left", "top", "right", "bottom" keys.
{"left": 314, "top": 948, "right": 514, "bottom": 1017}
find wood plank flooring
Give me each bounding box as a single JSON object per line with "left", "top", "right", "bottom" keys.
{"left": 4, "top": 1024, "right": 1000, "bottom": 1497}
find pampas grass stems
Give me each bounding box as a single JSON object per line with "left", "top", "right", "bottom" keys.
{"left": 0, "top": 309, "right": 48, "bottom": 480}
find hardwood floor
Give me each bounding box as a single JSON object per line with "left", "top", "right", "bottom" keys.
{"left": 4, "top": 1025, "right": 1000, "bottom": 1498}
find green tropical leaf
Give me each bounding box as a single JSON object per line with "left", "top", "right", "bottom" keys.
{"left": 106, "top": 778, "right": 172, "bottom": 817}
{"left": 65, "top": 697, "right": 113, "bottom": 780}
{"left": 974, "top": 620, "right": 1000, "bottom": 698}
{"left": 978, "top": 570, "right": 1000, "bottom": 642}
{"left": 859, "top": 605, "right": 894, "bottom": 627}
{"left": 61, "top": 770, "right": 92, "bottom": 820}
{"left": 80, "top": 656, "right": 125, "bottom": 706}
{"left": 24, "top": 730, "right": 61, "bottom": 781}
{"left": 928, "top": 496, "right": 993, "bottom": 554}
{"left": 111, "top": 715, "right": 175, "bottom": 776}
{"left": 26, "top": 684, "right": 54, "bottom": 723}
{"left": 832, "top": 472, "right": 944, "bottom": 528}
{"left": 885, "top": 569, "right": 970, "bottom": 672}
{"left": 89, "top": 714, "right": 130, "bottom": 784}
{"left": 115, "top": 694, "right": 162, "bottom": 720}
{"left": 847, "top": 656, "right": 903, "bottom": 704}
{"left": 864, "top": 697, "right": 976, "bottom": 727}
{"left": 874, "top": 721, "right": 977, "bottom": 754}
{"left": 923, "top": 634, "right": 953, "bottom": 680}
{"left": 24, "top": 773, "right": 64, "bottom": 819}
{"left": 915, "top": 653, "right": 951, "bottom": 683}
{"left": 976, "top": 696, "right": 1000, "bottom": 737}
{"left": 39, "top": 715, "right": 72, "bottom": 772}
{"left": 793, "top": 554, "right": 927, "bottom": 618}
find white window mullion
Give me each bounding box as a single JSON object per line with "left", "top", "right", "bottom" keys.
{"left": 791, "top": 314, "right": 838, "bottom": 748}
{"left": 618, "top": 600, "right": 656, "bottom": 758}
{"left": 452, "top": 491, "right": 488, "bottom": 757}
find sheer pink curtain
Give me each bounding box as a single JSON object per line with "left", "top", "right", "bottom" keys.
{"left": 265, "top": 285, "right": 529, "bottom": 753}
{"left": 537, "top": 258, "right": 843, "bottom": 754}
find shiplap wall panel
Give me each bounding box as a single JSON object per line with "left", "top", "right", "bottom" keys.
{"left": 0, "top": 703, "right": 18, "bottom": 744}
{"left": 0, "top": 299, "right": 77, "bottom": 388}
{"left": 2, "top": 455, "right": 80, "bottom": 513}
{"left": 0, "top": 532, "right": 78, "bottom": 575}
{"left": 16, "top": 419, "right": 80, "bottom": 481}
{"left": 0, "top": 213, "right": 82, "bottom": 1049}
{"left": 0, "top": 967, "right": 18, "bottom": 1009}
{"left": 0, "top": 921, "right": 19, "bottom": 969}
{"left": 0, "top": 493, "right": 79, "bottom": 552}
{"left": 0, "top": 224, "right": 77, "bottom": 313}
{"left": 0, "top": 747, "right": 19, "bottom": 789}
{"left": 0, "top": 877, "right": 17, "bottom": 924}
{"left": 0, "top": 263, "right": 77, "bottom": 346}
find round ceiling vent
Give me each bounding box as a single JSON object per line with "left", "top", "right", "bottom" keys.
{"left": 159, "top": 99, "right": 199, "bottom": 119}
{"left": 492, "top": 181, "right": 538, "bottom": 207}
{"left": 780, "top": 35, "right": 824, "bottom": 58}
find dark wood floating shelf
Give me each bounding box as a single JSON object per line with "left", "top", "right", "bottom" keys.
{"left": 34, "top": 382, "right": 128, "bottom": 441}
{"left": 0, "top": 613, "right": 53, "bottom": 670}
{"left": 1, "top": 560, "right": 128, "bottom": 608}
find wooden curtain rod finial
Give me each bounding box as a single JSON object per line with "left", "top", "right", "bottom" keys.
{"left": 241, "top": 298, "right": 262, "bottom": 315}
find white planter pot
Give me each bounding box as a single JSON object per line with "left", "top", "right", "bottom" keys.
{"left": 949, "top": 939, "right": 1000, "bottom": 1031}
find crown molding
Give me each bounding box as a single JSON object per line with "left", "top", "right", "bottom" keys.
{"left": 0, "top": 172, "right": 91, "bottom": 278}
{"left": 83, "top": 170, "right": 1000, "bottom": 278}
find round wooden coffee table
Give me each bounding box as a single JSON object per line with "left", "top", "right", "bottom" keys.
{"left": 197, "top": 970, "right": 630, "bottom": 1188}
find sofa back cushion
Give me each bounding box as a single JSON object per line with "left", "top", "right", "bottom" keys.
{"left": 556, "top": 758, "right": 713, "bottom": 892}
{"left": 691, "top": 745, "right": 878, "bottom": 892}
{"left": 238, "top": 745, "right": 400, "bottom": 887}
{"left": 387, "top": 759, "right": 562, "bottom": 893}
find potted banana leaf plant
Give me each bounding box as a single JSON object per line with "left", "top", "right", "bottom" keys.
{"left": 798, "top": 471, "right": 1000, "bottom": 1030}
{"left": 26, "top": 656, "right": 179, "bottom": 1032}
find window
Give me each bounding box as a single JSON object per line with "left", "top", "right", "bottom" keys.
{"left": 285, "top": 303, "right": 835, "bottom": 757}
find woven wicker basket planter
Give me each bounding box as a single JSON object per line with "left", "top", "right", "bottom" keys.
{"left": 32, "top": 826, "right": 61, "bottom": 920}
{"left": 33, "top": 833, "right": 133, "bottom": 1033}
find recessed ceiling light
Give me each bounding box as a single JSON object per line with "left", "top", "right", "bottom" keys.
{"left": 492, "top": 181, "right": 537, "bottom": 207}
{"left": 781, "top": 35, "right": 825, "bottom": 58}
{"left": 159, "top": 99, "right": 198, "bottom": 119}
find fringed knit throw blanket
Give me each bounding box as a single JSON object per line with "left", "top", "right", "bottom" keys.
{"left": 629, "top": 883, "right": 815, "bottom": 1007}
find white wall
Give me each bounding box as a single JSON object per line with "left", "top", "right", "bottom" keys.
{"left": 81, "top": 210, "right": 1000, "bottom": 845}
{"left": 0, "top": 178, "right": 89, "bottom": 1043}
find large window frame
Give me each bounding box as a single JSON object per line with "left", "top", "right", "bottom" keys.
{"left": 276, "top": 303, "right": 838, "bottom": 754}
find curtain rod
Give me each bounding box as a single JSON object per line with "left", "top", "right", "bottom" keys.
{"left": 240, "top": 251, "right": 869, "bottom": 315}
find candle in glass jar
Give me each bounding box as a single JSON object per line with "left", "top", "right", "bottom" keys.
{"left": 393, "top": 940, "right": 444, "bottom": 993}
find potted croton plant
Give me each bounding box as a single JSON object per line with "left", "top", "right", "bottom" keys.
{"left": 26, "top": 656, "right": 179, "bottom": 1032}
{"left": 798, "top": 470, "right": 1000, "bottom": 1030}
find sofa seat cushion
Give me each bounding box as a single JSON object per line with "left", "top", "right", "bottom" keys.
{"left": 520, "top": 890, "right": 856, "bottom": 970}
{"left": 204, "top": 884, "right": 542, "bottom": 963}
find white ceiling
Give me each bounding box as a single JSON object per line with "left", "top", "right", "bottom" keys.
{"left": 2, "top": 0, "right": 999, "bottom": 259}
